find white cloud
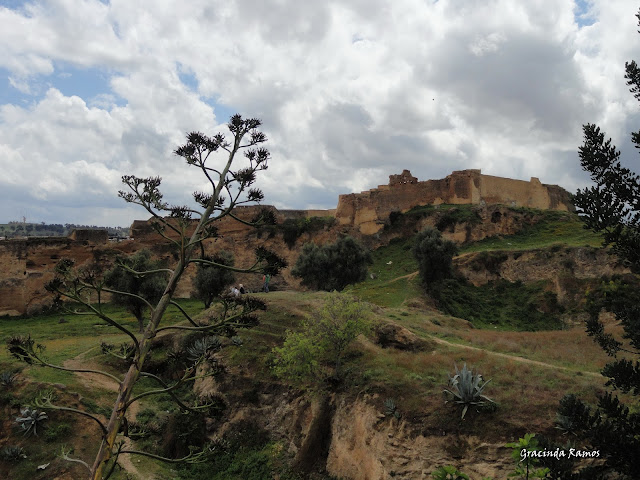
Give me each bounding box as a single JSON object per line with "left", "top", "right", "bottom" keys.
{"left": 0, "top": 0, "right": 639, "bottom": 226}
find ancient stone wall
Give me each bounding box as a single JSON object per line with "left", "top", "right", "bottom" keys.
{"left": 336, "top": 169, "right": 573, "bottom": 234}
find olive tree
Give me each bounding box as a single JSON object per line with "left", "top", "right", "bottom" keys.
{"left": 8, "top": 115, "right": 286, "bottom": 480}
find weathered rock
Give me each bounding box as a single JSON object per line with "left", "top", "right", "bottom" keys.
{"left": 375, "top": 322, "right": 434, "bottom": 351}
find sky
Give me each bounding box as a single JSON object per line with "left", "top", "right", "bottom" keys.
{"left": 1, "top": 0, "right": 640, "bottom": 227}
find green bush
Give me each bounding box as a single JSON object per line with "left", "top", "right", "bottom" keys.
{"left": 273, "top": 292, "right": 370, "bottom": 385}
{"left": 192, "top": 251, "right": 235, "bottom": 308}
{"left": 413, "top": 227, "right": 458, "bottom": 285}
{"left": 292, "top": 236, "right": 372, "bottom": 291}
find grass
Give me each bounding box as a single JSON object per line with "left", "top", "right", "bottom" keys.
{"left": 430, "top": 278, "right": 565, "bottom": 331}
{"left": 460, "top": 209, "right": 603, "bottom": 253}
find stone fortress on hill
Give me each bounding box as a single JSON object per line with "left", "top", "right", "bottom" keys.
{"left": 0, "top": 169, "right": 572, "bottom": 316}
{"left": 335, "top": 169, "right": 572, "bottom": 234}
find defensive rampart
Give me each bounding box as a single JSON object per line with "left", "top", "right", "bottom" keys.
{"left": 335, "top": 169, "right": 572, "bottom": 234}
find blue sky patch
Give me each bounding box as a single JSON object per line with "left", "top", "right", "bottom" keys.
{"left": 574, "top": 0, "right": 595, "bottom": 28}
{"left": 0, "top": 63, "right": 127, "bottom": 109}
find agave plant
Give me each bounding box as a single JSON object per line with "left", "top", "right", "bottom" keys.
{"left": 384, "top": 398, "right": 401, "bottom": 419}
{"left": 15, "top": 406, "right": 48, "bottom": 437}
{"left": 0, "top": 371, "right": 18, "bottom": 388}
{"left": 186, "top": 336, "right": 221, "bottom": 363}
{"left": 0, "top": 445, "right": 27, "bottom": 462}
{"left": 443, "top": 363, "right": 495, "bottom": 419}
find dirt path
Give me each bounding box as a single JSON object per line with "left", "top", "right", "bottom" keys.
{"left": 64, "top": 349, "right": 147, "bottom": 479}
{"left": 427, "top": 334, "right": 602, "bottom": 377}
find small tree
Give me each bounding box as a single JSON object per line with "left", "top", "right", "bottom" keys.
{"left": 413, "top": 227, "right": 458, "bottom": 286}
{"left": 273, "top": 292, "right": 370, "bottom": 385}
{"left": 8, "top": 114, "right": 286, "bottom": 479}
{"left": 292, "top": 236, "right": 371, "bottom": 291}
{"left": 104, "top": 249, "right": 167, "bottom": 332}
{"left": 192, "top": 251, "right": 235, "bottom": 308}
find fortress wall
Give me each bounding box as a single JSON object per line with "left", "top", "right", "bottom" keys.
{"left": 335, "top": 170, "right": 573, "bottom": 233}
{"left": 0, "top": 237, "right": 105, "bottom": 316}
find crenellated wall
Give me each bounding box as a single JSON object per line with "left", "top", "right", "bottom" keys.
{"left": 335, "top": 169, "right": 573, "bottom": 234}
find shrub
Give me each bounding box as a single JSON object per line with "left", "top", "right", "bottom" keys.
{"left": 413, "top": 227, "right": 458, "bottom": 286}
{"left": 273, "top": 292, "right": 370, "bottom": 385}
{"left": 431, "top": 466, "right": 471, "bottom": 480}
{"left": 292, "top": 236, "right": 372, "bottom": 291}
{"left": 192, "top": 251, "right": 235, "bottom": 309}
{"left": 0, "top": 445, "right": 26, "bottom": 462}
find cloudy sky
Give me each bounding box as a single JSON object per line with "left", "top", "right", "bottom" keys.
{"left": 1, "top": 0, "right": 639, "bottom": 227}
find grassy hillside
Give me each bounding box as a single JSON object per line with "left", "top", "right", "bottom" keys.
{"left": 0, "top": 207, "right": 621, "bottom": 479}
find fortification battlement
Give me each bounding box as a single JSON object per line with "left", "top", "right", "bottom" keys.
{"left": 334, "top": 169, "right": 573, "bottom": 234}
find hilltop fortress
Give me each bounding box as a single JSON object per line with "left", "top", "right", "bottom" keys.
{"left": 335, "top": 169, "right": 572, "bottom": 234}
{"left": 0, "top": 169, "right": 572, "bottom": 315}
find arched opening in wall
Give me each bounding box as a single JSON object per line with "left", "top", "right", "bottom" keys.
{"left": 491, "top": 211, "right": 502, "bottom": 223}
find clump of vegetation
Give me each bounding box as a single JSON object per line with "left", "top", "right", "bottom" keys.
{"left": 443, "top": 363, "right": 495, "bottom": 419}
{"left": 468, "top": 251, "right": 509, "bottom": 274}
{"left": 280, "top": 216, "right": 335, "bottom": 248}
{"left": 15, "top": 406, "right": 48, "bottom": 437}
{"left": 273, "top": 292, "right": 370, "bottom": 386}
{"left": 0, "top": 370, "right": 18, "bottom": 388}
{"left": 192, "top": 251, "right": 235, "bottom": 308}
{"left": 186, "top": 335, "right": 222, "bottom": 363}
{"left": 505, "top": 433, "right": 550, "bottom": 480}
{"left": 431, "top": 465, "right": 471, "bottom": 480}
{"left": 104, "top": 249, "right": 168, "bottom": 332}
{"left": 413, "top": 227, "right": 458, "bottom": 286}
{"left": 429, "top": 278, "right": 564, "bottom": 331}
{"left": 0, "top": 445, "right": 27, "bottom": 462}
{"left": 384, "top": 398, "right": 401, "bottom": 419}
{"left": 435, "top": 207, "right": 482, "bottom": 232}
{"left": 292, "top": 236, "right": 372, "bottom": 291}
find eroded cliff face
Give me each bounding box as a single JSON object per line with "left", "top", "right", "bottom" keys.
{"left": 327, "top": 397, "right": 512, "bottom": 480}
{"left": 194, "top": 367, "right": 514, "bottom": 480}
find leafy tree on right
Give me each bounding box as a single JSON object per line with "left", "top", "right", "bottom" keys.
{"left": 556, "top": 9, "right": 640, "bottom": 479}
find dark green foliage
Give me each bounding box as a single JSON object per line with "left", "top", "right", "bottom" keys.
{"left": 413, "top": 227, "right": 458, "bottom": 285}
{"left": 435, "top": 208, "right": 482, "bottom": 232}
{"left": 0, "top": 445, "right": 26, "bottom": 462}
{"left": 505, "top": 433, "right": 550, "bottom": 480}
{"left": 0, "top": 370, "right": 18, "bottom": 388}
{"left": 556, "top": 392, "right": 640, "bottom": 476}
{"left": 162, "top": 412, "right": 207, "bottom": 459}
{"left": 468, "top": 251, "right": 508, "bottom": 274}
{"left": 292, "top": 236, "right": 372, "bottom": 291}
{"left": 6, "top": 335, "right": 45, "bottom": 365}
{"left": 280, "top": 216, "right": 336, "bottom": 248}
{"left": 429, "top": 278, "right": 564, "bottom": 330}
{"left": 186, "top": 336, "right": 222, "bottom": 363}
{"left": 176, "top": 420, "right": 275, "bottom": 480}
{"left": 431, "top": 466, "right": 470, "bottom": 480}
{"left": 104, "top": 249, "right": 167, "bottom": 332}
{"left": 384, "top": 398, "right": 401, "bottom": 419}
{"left": 44, "top": 422, "right": 72, "bottom": 443}
{"left": 562, "top": 13, "right": 640, "bottom": 477}
{"left": 193, "top": 251, "right": 235, "bottom": 308}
